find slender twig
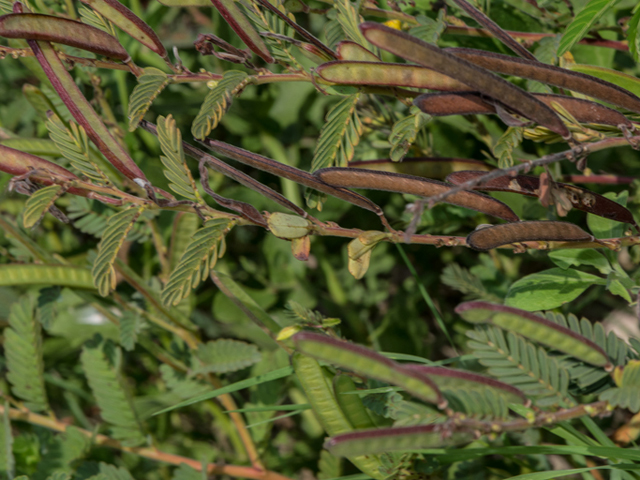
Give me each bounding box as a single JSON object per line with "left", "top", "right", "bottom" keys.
{"left": 0, "top": 403, "right": 290, "bottom": 480}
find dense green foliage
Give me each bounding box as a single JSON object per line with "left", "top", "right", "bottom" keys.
{"left": 1, "top": 0, "right": 640, "bottom": 478}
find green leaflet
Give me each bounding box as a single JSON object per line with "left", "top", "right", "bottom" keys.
{"left": 440, "top": 263, "right": 501, "bottom": 303}
{"left": 5, "top": 297, "right": 49, "bottom": 412}
{"left": 46, "top": 114, "right": 108, "bottom": 183}
{"left": 34, "top": 426, "right": 90, "bottom": 477}
{"left": 557, "top": 0, "right": 620, "bottom": 55}
{"left": 128, "top": 68, "right": 170, "bottom": 132}
{"left": 310, "top": 94, "right": 361, "bottom": 172}
{"left": 191, "top": 71, "right": 248, "bottom": 140}
{"left": 119, "top": 311, "right": 142, "bottom": 351}
{"left": 0, "top": 0, "right": 11, "bottom": 13}
{"left": 466, "top": 326, "right": 572, "bottom": 408}
{"left": 92, "top": 207, "right": 145, "bottom": 296}
{"left": 169, "top": 213, "right": 200, "bottom": 270}
{"left": 410, "top": 10, "right": 446, "bottom": 44}
{"left": 505, "top": 267, "right": 607, "bottom": 311}
{"left": 600, "top": 360, "right": 640, "bottom": 412}
{"left": 80, "top": 335, "right": 146, "bottom": 446}
{"left": 0, "top": 264, "right": 94, "bottom": 288}
{"left": 0, "top": 402, "right": 14, "bottom": 478}
{"left": 0, "top": 138, "right": 60, "bottom": 157}
{"left": 242, "top": 1, "right": 295, "bottom": 64}
{"left": 587, "top": 190, "right": 628, "bottom": 239}
{"left": 389, "top": 108, "right": 430, "bottom": 162}
{"left": 160, "top": 364, "right": 211, "bottom": 400}
{"left": 79, "top": 4, "right": 117, "bottom": 37}
{"left": 157, "top": 114, "right": 199, "bottom": 201}
{"left": 548, "top": 249, "right": 611, "bottom": 274}
{"left": 193, "top": 338, "right": 262, "bottom": 374}
{"left": 161, "top": 218, "right": 233, "bottom": 306}
{"left": 334, "top": 0, "right": 370, "bottom": 49}
{"left": 22, "top": 184, "right": 62, "bottom": 228}
{"left": 492, "top": 127, "right": 523, "bottom": 169}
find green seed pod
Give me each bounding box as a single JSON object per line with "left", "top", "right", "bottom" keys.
{"left": 336, "top": 41, "right": 380, "bottom": 61}
{"left": 456, "top": 301, "right": 613, "bottom": 369}
{"left": 267, "top": 212, "right": 312, "bottom": 239}
{"left": 333, "top": 375, "right": 376, "bottom": 430}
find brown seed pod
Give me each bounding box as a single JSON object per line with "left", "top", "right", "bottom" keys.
{"left": 0, "top": 13, "right": 129, "bottom": 60}
{"left": 448, "top": 48, "right": 640, "bottom": 114}
{"left": 315, "top": 167, "right": 519, "bottom": 222}
{"left": 415, "top": 92, "right": 634, "bottom": 129}
{"left": 359, "top": 23, "right": 570, "bottom": 139}
{"left": 446, "top": 171, "right": 638, "bottom": 227}
{"left": 466, "top": 221, "right": 593, "bottom": 251}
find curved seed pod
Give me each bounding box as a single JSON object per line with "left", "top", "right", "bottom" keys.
{"left": 336, "top": 40, "right": 380, "bottom": 61}
{"left": 456, "top": 301, "right": 612, "bottom": 369}
{"left": 447, "top": 48, "right": 640, "bottom": 114}
{"left": 359, "top": 22, "right": 570, "bottom": 138}
{"left": 0, "top": 13, "right": 129, "bottom": 60}
{"left": 27, "top": 39, "right": 147, "bottom": 182}
{"left": 315, "top": 167, "right": 519, "bottom": 222}
{"left": 0, "top": 144, "right": 112, "bottom": 201}
{"left": 210, "top": 0, "right": 274, "bottom": 63}
{"left": 350, "top": 157, "right": 491, "bottom": 179}
{"left": 466, "top": 221, "right": 593, "bottom": 251}
{"left": 198, "top": 139, "right": 385, "bottom": 217}
{"left": 415, "top": 92, "right": 634, "bottom": 128}
{"left": 79, "top": 0, "right": 168, "bottom": 60}
{"left": 293, "top": 332, "right": 446, "bottom": 407}
{"left": 316, "top": 61, "right": 470, "bottom": 91}
{"left": 325, "top": 425, "right": 473, "bottom": 456}
{"left": 292, "top": 353, "right": 386, "bottom": 479}
{"left": 402, "top": 364, "right": 530, "bottom": 406}
{"left": 333, "top": 374, "right": 376, "bottom": 430}
{"left": 447, "top": 171, "right": 638, "bottom": 226}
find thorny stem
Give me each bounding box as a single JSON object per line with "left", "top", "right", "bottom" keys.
{"left": 0, "top": 403, "right": 291, "bottom": 480}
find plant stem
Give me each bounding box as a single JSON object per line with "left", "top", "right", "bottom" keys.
{"left": 0, "top": 403, "right": 291, "bottom": 480}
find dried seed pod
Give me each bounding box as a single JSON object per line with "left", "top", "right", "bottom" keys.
{"left": 402, "top": 364, "right": 530, "bottom": 406}
{"left": 447, "top": 171, "right": 638, "bottom": 226}
{"left": 359, "top": 22, "right": 570, "bottom": 138}
{"left": 0, "top": 13, "right": 129, "bottom": 60}
{"left": 79, "top": 0, "right": 168, "bottom": 60}
{"left": 448, "top": 48, "right": 640, "bottom": 114}
{"left": 293, "top": 332, "right": 446, "bottom": 407}
{"left": 336, "top": 40, "right": 380, "bottom": 61}
{"left": 456, "top": 301, "right": 612, "bottom": 369}
{"left": 466, "top": 221, "right": 593, "bottom": 251}
{"left": 315, "top": 167, "right": 519, "bottom": 222}
{"left": 316, "top": 61, "right": 470, "bottom": 91}
{"left": 415, "top": 92, "right": 634, "bottom": 129}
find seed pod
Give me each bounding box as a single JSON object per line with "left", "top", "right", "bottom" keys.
{"left": 402, "top": 364, "right": 530, "bottom": 406}
{"left": 267, "top": 212, "right": 312, "bottom": 239}
{"left": 359, "top": 22, "right": 570, "bottom": 138}
{"left": 448, "top": 48, "right": 640, "bottom": 114}
{"left": 415, "top": 92, "right": 634, "bottom": 129}
{"left": 456, "top": 301, "right": 612, "bottom": 369}
{"left": 0, "top": 13, "right": 129, "bottom": 60}
{"left": 333, "top": 375, "right": 376, "bottom": 430}
{"left": 79, "top": 0, "right": 168, "bottom": 60}
{"left": 316, "top": 61, "right": 470, "bottom": 91}
{"left": 447, "top": 171, "right": 638, "bottom": 226}
{"left": 466, "top": 221, "right": 593, "bottom": 251}
{"left": 210, "top": 0, "right": 274, "bottom": 63}
{"left": 27, "top": 39, "right": 147, "bottom": 182}
{"left": 325, "top": 425, "right": 473, "bottom": 457}
{"left": 350, "top": 157, "right": 491, "bottom": 179}
{"left": 293, "top": 332, "right": 446, "bottom": 407}
{"left": 315, "top": 167, "right": 519, "bottom": 222}
{"left": 336, "top": 40, "right": 380, "bottom": 61}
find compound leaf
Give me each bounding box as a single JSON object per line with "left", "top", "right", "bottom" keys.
{"left": 157, "top": 114, "right": 198, "bottom": 201}
{"left": 193, "top": 339, "right": 262, "bottom": 374}
{"left": 389, "top": 108, "right": 430, "bottom": 162}
{"left": 23, "top": 184, "right": 62, "bottom": 229}
{"left": 558, "top": 0, "right": 621, "bottom": 55}
{"left": 128, "top": 68, "right": 170, "bottom": 131}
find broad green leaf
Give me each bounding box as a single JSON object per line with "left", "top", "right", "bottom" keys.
{"left": 22, "top": 184, "right": 62, "bottom": 228}
{"left": 567, "top": 64, "right": 640, "bottom": 97}
{"left": 157, "top": 114, "right": 199, "bottom": 201}
{"left": 92, "top": 207, "right": 145, "bottom": 296}
{"left": 505, "top": 267, "right": 607, "bottom": 311}
{"left": 191, "top": 71, "right": 248, "bottom": 140}
{"left": 0, "top": 264, "right": 94, "bottom": 289}
{"left": 193, "top": 339, "right": 262, "bottom": 374}
{"left": 548, "top": 249, "right": 611, "bottom": 274}
{"left": 161, "top": 218, "right": 233, "bottom": 306}
{"left": 153, "top": 365, "right": 294, "bottom": 414}
{"left": 5, "top": 297, "right": 49, "bottom": 412}
{"left": 557, "top": 0, "right": 621, "bottom": 55}
{"left": 80, "top": 335, "right": 146, "bottom": 446}
{"left": 128, "top": 68, "right": 170, "bottom": 131}
{"left": 587, "top": 191, "right": 628, "bottom": 239}
{"left": 46, "top": 114, "right": 108, "bottom": 183}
